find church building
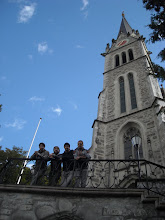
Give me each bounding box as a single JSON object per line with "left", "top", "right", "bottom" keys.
{"left": 90, "top": 13, "right": 165, "bottom": 167}
{"left": 1, "top": 14, "right": 165, "bottom": 220}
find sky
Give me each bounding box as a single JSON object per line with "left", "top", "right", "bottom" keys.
{"left": 0, "top": 0, "right": 165, "bottom": 157}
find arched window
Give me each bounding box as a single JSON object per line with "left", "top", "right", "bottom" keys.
{"left": 124, "top": 127, "right": 143, "bottom": 159}
{"left": 122, "top": 52, "right": 127, "bottom": 64}
{"left": 119, "top": 77, "right": 126, "bottom": 113}
{"left": 115, "top": 55, "right": 120, "bottom": 67}
{"left": 128, "top": 49, "right": 134, "bottom": 61}
{"left": 128, "top": 73, "right": 137, "bottom": 109}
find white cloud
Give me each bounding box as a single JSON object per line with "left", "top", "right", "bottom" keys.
{"left": 69, "top": 101, "right": 78, "bottom": 110}
{"left": 18, "top": 3, "right": 36, "bottom": 23}
{"left": 29, "top": 96, "right": 45, "bottom": 102}
{"left": 5, "top": 119, "right": 27, "bottom": 130}
{"left": 51, "top": 106, "right": 62, "bottom": 116}
{"left": 0, "top": 137, "right": 3, "bottom": 142}
{"left": 76, "top": 45, "right": 84, "bottom": 49}
{"left": 38, "top": 42, "right": 48, "bottom": 54}
{"left": 37, "top": 42, "right": 53, "bottom": 55}
{"left": 81, "top": 0, "right": 89, "bottom": 11}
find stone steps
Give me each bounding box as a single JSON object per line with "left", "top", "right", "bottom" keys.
{"left": 141, "top": 191, "right": 165, "bottom": 210}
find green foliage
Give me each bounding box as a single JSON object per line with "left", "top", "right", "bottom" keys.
{"left": 0, "top": 146, "right": 31, "bottom": 185}
{"left": 142, "top": 0, "right": 165, "bottom": 80}
{"left": 143, "top": 0, "right": 165, "bottom": 42}
{"left": 0, "top": 146, "right": 26, "bottom": 167}
{"left": 158, "top": 48, "right": 165, "bottom": 62}
{"left": 152, "top": 63, "right": 165, "bottom": 81}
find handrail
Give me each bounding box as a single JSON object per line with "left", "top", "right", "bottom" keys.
{"left": 0, "top": 158, "right": 165, "bottom": 197}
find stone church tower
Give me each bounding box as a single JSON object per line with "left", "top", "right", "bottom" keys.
{"left": 90, "top": 14, "right": 165, "bottom": 166}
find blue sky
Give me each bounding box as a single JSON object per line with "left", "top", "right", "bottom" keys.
{"left": 0, "top": 0, "right": 165, "bottom": 156}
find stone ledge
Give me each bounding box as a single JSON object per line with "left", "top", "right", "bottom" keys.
{"left": 0, "top": 184, "right": 145, "bottom": 197}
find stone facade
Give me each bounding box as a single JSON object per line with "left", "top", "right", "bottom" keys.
{"left": 0, "top": 186, "right": 165, "bottom": 220}
{"left": 90, "top": 15, "right": 165, "bottom": 167}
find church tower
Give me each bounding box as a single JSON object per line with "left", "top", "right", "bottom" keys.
{"left": 90, "top": 14, "right": 165, "bottom": 166}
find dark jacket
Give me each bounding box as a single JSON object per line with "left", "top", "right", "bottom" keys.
{"left": 74, "top": 148, "right": 91, "bottom": 169}
{"left": 62, "top": 150, "right": 74, "bottom": 171}
{"left": 50, "top": 153, "right": 62, "bottom": 174}
{"left": 30, "top": 149, "right": 49, "bottom": 170}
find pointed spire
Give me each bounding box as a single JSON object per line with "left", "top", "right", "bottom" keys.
{"left": 117, "top": 12, "right": 133, "bottom": 39}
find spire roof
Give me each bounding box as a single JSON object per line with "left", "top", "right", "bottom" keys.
{"left": 117, "top": 13, "right": 133, "bottom": 39}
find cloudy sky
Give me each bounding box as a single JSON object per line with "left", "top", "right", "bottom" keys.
{"left": 0, "top": 0, "right": 164, "bottom": 156}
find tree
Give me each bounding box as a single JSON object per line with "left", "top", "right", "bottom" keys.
{"left": 0, "top": 146, "right": 31, "bottom": 185}
{"left": 142, "top": 0, "right": 165, "bottom": 80}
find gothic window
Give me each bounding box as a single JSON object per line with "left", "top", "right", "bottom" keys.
{"left": 122, "top": 52, "right": 127, "bottom": 64}
{"left": 115, "top": 55, "right": 120, "bottom": 67}
{"left": 128, "top": 49, "right": 134, "bottom": 61}
{"left": 124, "top": 127, "right": 143, "bottom": 159}
{"left": 128, "top": 73, "right": 137, "bottom": 109}
{"left": 119, "top": 77, "right": 126, "bottom": 113}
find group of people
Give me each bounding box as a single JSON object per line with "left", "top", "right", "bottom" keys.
{"left": 30, "top": 140, "right": 91, "bottom": 187}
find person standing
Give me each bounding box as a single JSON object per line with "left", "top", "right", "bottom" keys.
{"left": 74, "top": 140, "right": 91, "bottom": 188}
{"left": 30, "top": 143, "right": 49, "bottom": 185}
{"left": 49, "top": 146, "right": 62, "bottom": 186}
{"left": 61, "top": 143, "right": 74, "bottom": 187}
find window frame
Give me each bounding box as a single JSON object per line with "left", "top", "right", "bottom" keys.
{"left": 119, "top": 76, "right": 126, "bottom": 113}
{"left": 128, "top": 49, "right": 134, "bottom": 61}
{"left": 128, "top": 73, "right": 137, "bottom": 109}
{"left": 115, "top": 54, "right": 120, "bottom": 67}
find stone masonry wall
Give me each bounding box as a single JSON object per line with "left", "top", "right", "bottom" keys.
{"left": 104, "top": 38, "right": 143, "bottom": 73}
{"left": 0, "top": 186, "right": 165, "bottom": 220}
{"left": 106, "top": 107, "right": 163, "bottom": 163}
{"left": 102, "top": 56, "right": 154, "bottom": 122}
{"left": 92, "top": 107, "right": 164, "bottom": 164}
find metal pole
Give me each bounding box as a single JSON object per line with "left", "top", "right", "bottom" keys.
{"left": 17, "top": 118, "right": 42, "bottom": 185}
{"left": 137, "top": 145, "right": 141, "bottom": 178}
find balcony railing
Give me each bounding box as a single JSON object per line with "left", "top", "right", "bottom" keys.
{"left": 0, "top": 158, "right": 165, "bottom": 197}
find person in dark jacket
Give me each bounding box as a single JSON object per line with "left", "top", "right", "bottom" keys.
{"left": 30, "top": 143, "right": 49, "bottom": 185}
{"left": 61, "top": 142, "right": 74, "bottom": 187}
{"left": 49, "top": 146, "right": 62, "bottom": 186}
{"left": 74, "top": 140, "right": 91, "bottom": 188}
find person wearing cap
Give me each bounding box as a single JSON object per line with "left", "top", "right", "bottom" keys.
{"left": 30, "top": 142, "right": 49, "bottom": 185}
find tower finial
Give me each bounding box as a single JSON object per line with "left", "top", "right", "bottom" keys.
{"left": 122, "top": 11, "right": 125, "bottom": 17}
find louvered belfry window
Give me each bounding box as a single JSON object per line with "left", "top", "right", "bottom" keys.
{"left": 128, "top": 73, "right": 137, "bottom": 109}
{"left": 115, "top": 55, "right": 120, "bottom": 67}
{"left": 119, "top": 77, "right": 126, "bottom": 113}
{"left": 128, "top": 49, "right": 134, "bottom": 61}
{"left": 122, "top": 52, "right": 127, "bottom": 64}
